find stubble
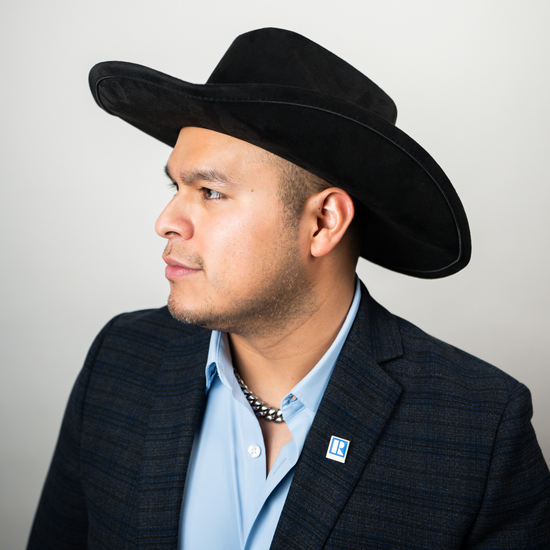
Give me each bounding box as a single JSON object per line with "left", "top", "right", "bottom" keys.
{"left": 166, "top": 227, "right": 316, "bottom": 338}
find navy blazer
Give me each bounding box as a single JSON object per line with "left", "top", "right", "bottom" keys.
{"left": 28, "top": 286, "right": 550, "bottom": 549}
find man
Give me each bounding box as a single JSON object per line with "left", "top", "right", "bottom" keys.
{"left": 28, "top": 28, "right": 550, "bottom": 549}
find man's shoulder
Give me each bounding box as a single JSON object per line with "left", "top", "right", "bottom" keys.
{"left": 86, "top": 306, "right": 211, "bottom": 378}
{"left": 391, "top": 313, "right": 522, "bottom": 400}
{"left": 356, "top": 289, "right": 521, "bottom": 398}
{"left": 75, "top": 306, "right": 210, "bottom": 408}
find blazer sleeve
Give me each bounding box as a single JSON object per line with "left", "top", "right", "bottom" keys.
{"left": 26, "top": 316, "right": 120, "bottom": 550}
{"left": 465, "top": 382, "right": 550, "bottom": 548}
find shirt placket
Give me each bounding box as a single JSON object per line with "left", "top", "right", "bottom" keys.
{"left": 243, "top": 394, "right": 306, "bottom": 549}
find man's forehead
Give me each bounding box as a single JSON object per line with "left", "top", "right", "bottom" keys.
{"left": 167, "top": 126, "right": 281, "bottom": 182}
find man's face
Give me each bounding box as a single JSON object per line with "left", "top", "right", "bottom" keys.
{"left": 156, "top": 127, "right": 314, "bottom": 336}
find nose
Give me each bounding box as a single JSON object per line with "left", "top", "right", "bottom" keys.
{"left": 155, "top": 195, "right": 195, "bottom": 240}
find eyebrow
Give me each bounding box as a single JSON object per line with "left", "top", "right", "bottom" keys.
{"left": 164, "top": 164, "right": 233, "bottom": 187}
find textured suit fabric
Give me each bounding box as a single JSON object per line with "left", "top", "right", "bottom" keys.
{"left": 28, "top": 286, "right": 550, "bottom": 549}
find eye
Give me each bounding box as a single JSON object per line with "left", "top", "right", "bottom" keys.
{"left": 201, "top": 187, "right": 226, "bottom": 200}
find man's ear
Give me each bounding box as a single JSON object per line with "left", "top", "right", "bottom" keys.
{"left": 304, "top": 188, "right": 355, "bottom": 258}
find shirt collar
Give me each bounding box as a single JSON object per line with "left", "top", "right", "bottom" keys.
{"left": 205, "top": 277, "right": 362, "bottom": 410}
{"left": 205, "top": 329, "right": 233, "bottom": 392}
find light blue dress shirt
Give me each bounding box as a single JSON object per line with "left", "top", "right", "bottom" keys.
{"left": 179, "top": 279, "right": 361, "bottom": 549}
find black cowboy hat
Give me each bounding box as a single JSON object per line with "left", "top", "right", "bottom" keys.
{"left": 89, "top": 27, "right": 470, "bottom": 278}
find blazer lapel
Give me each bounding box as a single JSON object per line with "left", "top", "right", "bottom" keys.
{"left": 271, "top": 287, "right": 404, "bottom": 550}
{"left": 137, "top": 327, "right": 210, "bottom": 550}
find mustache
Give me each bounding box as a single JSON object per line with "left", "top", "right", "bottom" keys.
{"left": 163, "top": 243, "right": 205, "bottom": 270}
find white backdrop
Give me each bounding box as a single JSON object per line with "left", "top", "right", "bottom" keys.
{"left": 1, "top": 1, "right": 549, "bottom": 547}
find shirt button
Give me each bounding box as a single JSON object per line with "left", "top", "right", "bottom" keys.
{"left": 248, "top": 444, "right": 261, "bottom": 458}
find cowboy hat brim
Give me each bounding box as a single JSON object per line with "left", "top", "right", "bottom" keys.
{"left": 89, "top": 61, "right": 471, "bottom": 278}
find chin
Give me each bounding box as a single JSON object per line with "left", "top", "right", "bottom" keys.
{"left": 167, "top": 292, "right": 217, "bottom": 328}
{"left": 166, "top": 281, "right": 316, "bottom": 338}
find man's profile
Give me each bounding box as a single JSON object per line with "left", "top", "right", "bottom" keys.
{"left": 28, "top": 27, "right": 550, "bottom": 549}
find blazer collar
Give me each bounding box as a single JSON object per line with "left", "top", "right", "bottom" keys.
{"left": 271, "top": 283, "right": 404, "bottom": 550}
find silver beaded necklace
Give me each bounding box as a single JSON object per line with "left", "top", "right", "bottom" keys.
{"left": 233, "top": 369, "right": 284, "bottom": 423}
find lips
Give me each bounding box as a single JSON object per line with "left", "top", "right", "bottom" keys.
{"left": 163, "top": 256, "right": 201, "bottom": 280}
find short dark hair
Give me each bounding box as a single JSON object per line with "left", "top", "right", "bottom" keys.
{"left": 274, "top": 157, "right": 331, "bottom": 223}
{"left": 259, "top": 149, "right": 364, "bottom": 262}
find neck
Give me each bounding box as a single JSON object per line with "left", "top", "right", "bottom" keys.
{"left": 228, "top": 273, "right": 356, "bottom": 409}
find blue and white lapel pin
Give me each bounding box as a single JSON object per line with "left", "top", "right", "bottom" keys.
{"left": 326, "top": 435, "right": 350, "bottom": 463}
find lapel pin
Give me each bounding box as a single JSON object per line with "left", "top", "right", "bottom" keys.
{"left": 326, "top": 435, "right": 350, "bottom": 463}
